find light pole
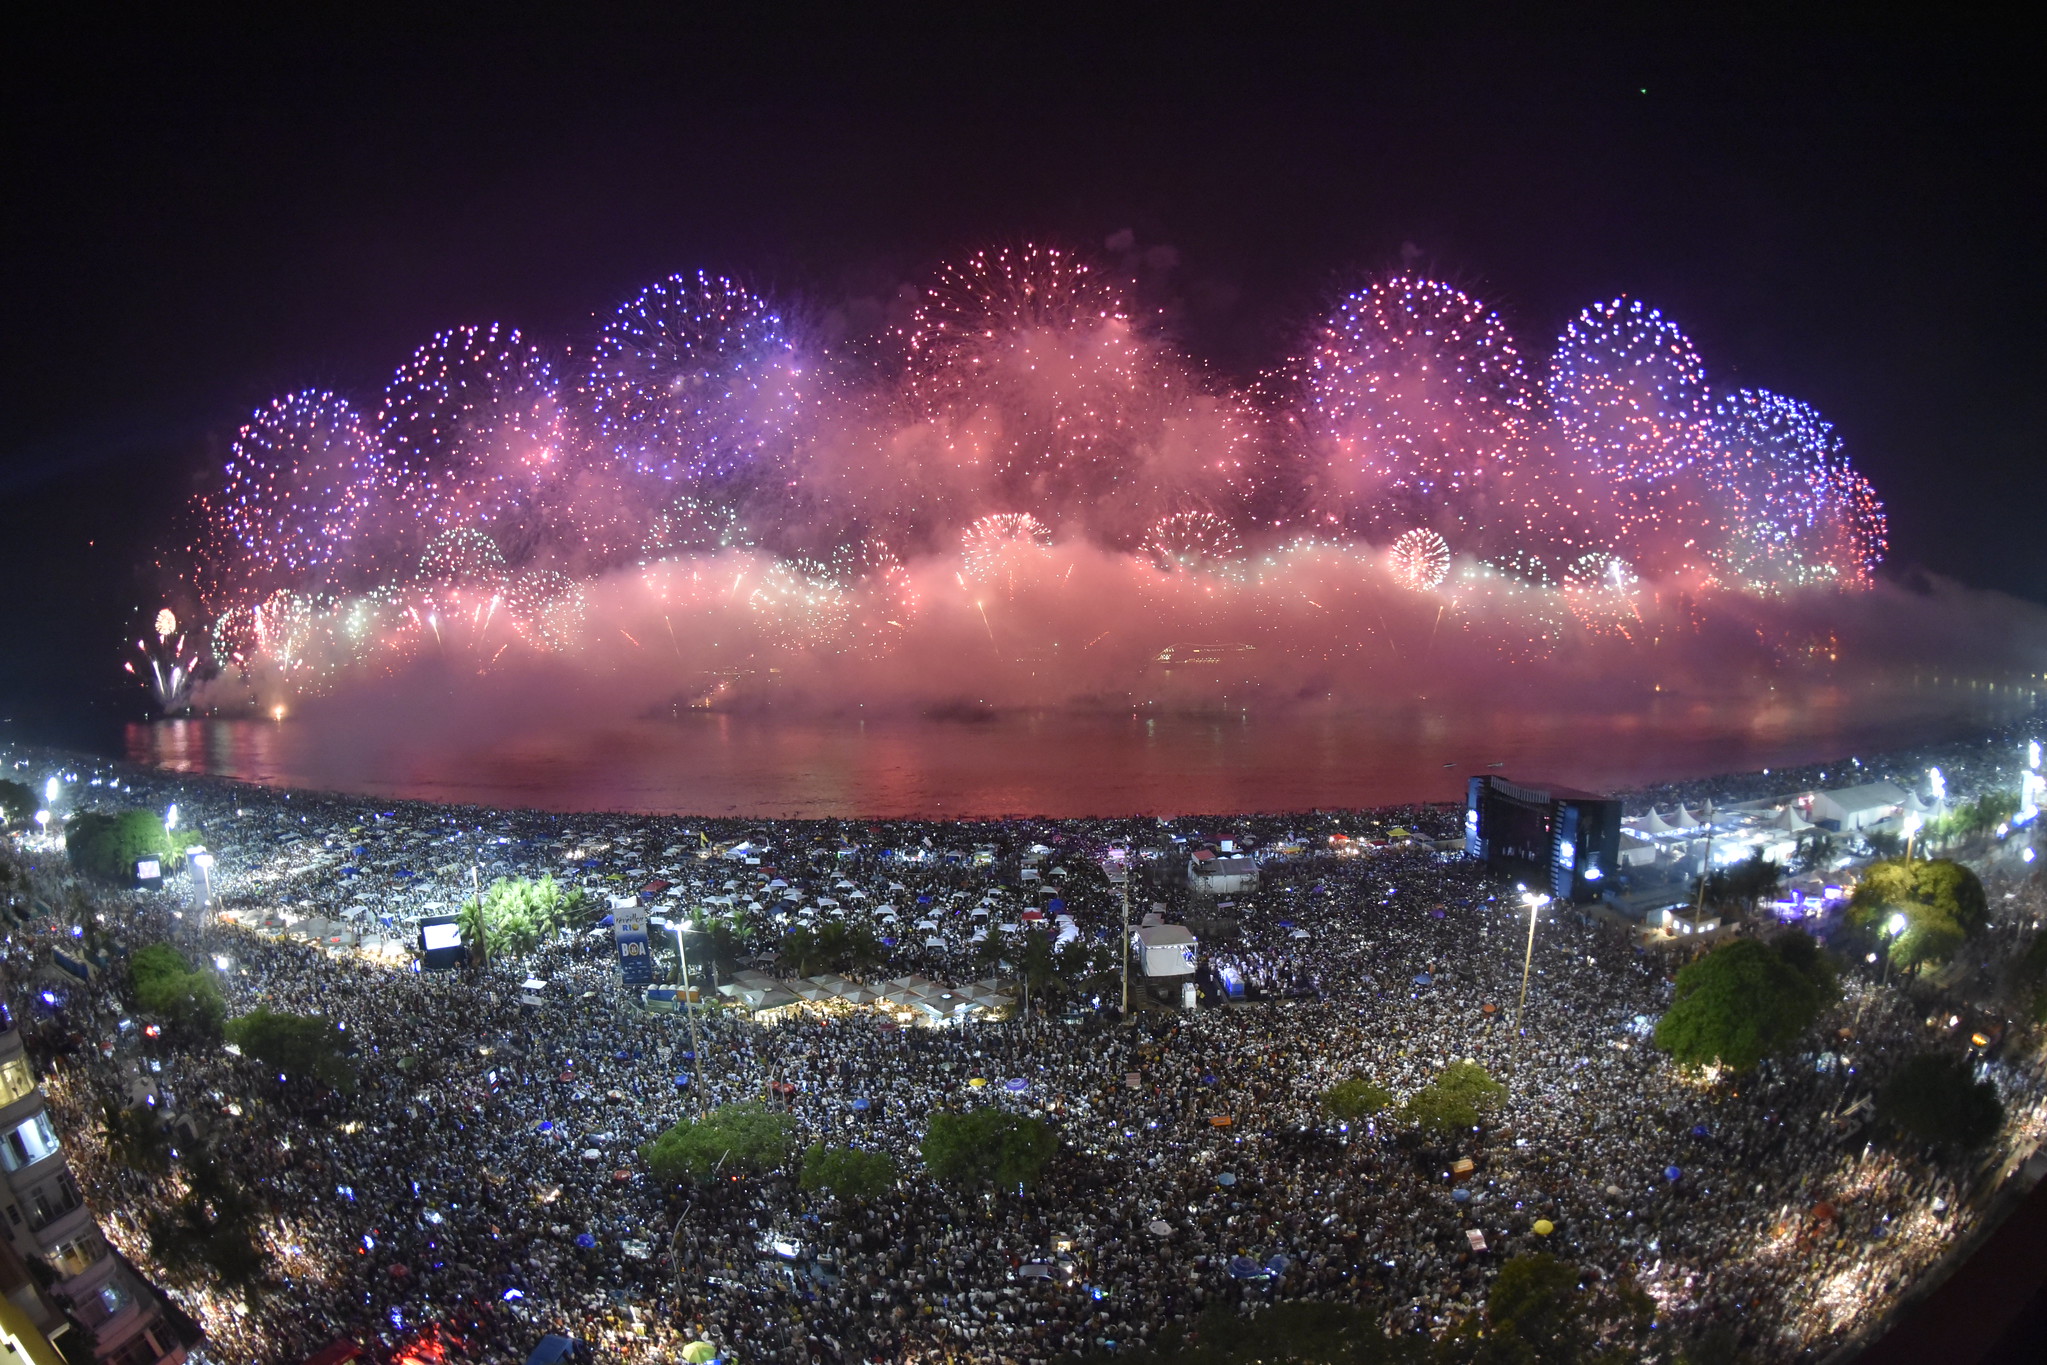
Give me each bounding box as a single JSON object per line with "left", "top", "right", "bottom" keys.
{"left": 1514, "top": 890, "right": 1550, "bottom": 1039}
{"left": 1691, "top": 800, "right": 1717, "bottom": 919}
{"left": 1879, "top": 911, "right": 1908, "bottom": 991}
{"left": 1903, "top": 814, "right": 1922, "bottom": 863}
{"left": 1110, "top": 852, "right": 1132, "bottom": 1024}
{"left": 675, "top": 919, "right": 707, "bottom": 1116}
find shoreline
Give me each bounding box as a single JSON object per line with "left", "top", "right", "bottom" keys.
{"left": 9, "top": 694, "right": 2030, "bottom": 827}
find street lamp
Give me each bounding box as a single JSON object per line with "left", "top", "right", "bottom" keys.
{"left": 1514, "top": 890, "right": 1551, "bottom": 1039}
{"left": 1880, "top": 911, "right": 1909, "bottom": 991}
{"left": 1902, "top": 814, "right": 1923, "bottom": 862}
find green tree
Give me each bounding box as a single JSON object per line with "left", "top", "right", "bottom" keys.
{"left": 815, "top": 920, "right": 854, "bottom": 971}
{"left": 1400, "top": 1061, "right": 1506, "bottom": 1136}
{"left": 0, "top": 779, "right": 35, "bottom": 826}
{"left": 1016, "top": 928, "right": 1059, "bottom": 1013}
{"left": 128, "top": 943, "right": 225, "bottom": 1038}
{"left": 456, "top": 896, "right": 489, "bottom": 968}
{"left": 800, "top": 1144, "right": 898, "bottom": 1200}
{"left": 1703, "top": 852, "right": 1782, "bottom": 921}
{"left": 641, "top": 1101, "right": 795, "bottom": 1183}
{"left": 1443, "top": 1252, "right": 1654, "bottom": 1365}
{"left": 2012, "top": 934, "right": 2047, "bottom": 1024}
{"left": 225, "top": 1007, "right": 355, "bottom": 1092}
{"left": 1323, "top": 1077, "right": 1393, "bottom": 1122}
{"left": 65, "top": 810, "right": 181, "bottom": 883}
{"left": 845, "top": 922, "right": 886, "bottom": 974}
{"left": 145, "top": 1153, "right": 265, "bottom": 1286}
{"left": 921, "top": 1108, "right": 1059, "bottom": 1192}
{"left": 1790, "top": 833, "right": 1837, "bottom": 875}
{"left": 1089, "top": 1301, "right": 1430, "bottom": 1364}
{"left": 1877, "top": 1054, "right": 2004, "bottom": 1150}
{"left": 1653, "top": 938, "right": 1824, "bottom": 1072}
{"left": 1050, "top": 937, "right": 1118, "bottom": 1005}
{"left": 1769, "top": 928, "right": 1839, "bottom": 1001}
{"left": 100, "top": 1099, "right": 170, "bottom": 1174}
{"left": 777, "top": 925, "right": 822, "bottom": 977}
{"left": 1848, "top": 858, "right": 1989, "bottom": 970}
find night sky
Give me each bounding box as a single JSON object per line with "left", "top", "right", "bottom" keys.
{"left": 3, "top": 11, "right": 2039, "bottom": 741}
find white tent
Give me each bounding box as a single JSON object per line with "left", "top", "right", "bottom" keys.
{"left": 1638, "top": 809, "right": 1676, "bottom": 836}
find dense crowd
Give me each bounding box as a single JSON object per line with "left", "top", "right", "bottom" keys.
{"left": 2, "top": 741, "right": 2046, "bottom": 1365}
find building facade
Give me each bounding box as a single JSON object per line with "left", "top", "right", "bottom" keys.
{"left": 0, "top": 1003, "right": 185, "bottom": 1365}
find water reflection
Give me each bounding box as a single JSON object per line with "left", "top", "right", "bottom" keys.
{"left": 124, "top": 685, "right": 2029, "bottom": 819}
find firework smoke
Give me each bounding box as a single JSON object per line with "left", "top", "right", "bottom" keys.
{"left": 149, "top": 248, "right": 1971, "bottom": 722}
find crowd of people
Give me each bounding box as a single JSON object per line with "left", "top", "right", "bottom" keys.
{"left": 2, "top": 737, "right": 2045, "bottom": 1365}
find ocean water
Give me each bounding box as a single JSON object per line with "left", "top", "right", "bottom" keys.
{"left": 120, "top": 681, "right": 2032, "bottom": 818}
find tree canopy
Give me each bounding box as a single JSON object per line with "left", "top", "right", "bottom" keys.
{"left": 1654, "top": 937, "right": 1827, "bottom": 1072}
{"left": 1442, "top": 1252, "right": 1655, "bottom": 1364}
{"left": 129, "top": 943, "right": 224, "bottom": 1038}
{"left": 458, "top": 874, "right": 581, "bottom": 964}
{"left": 1401, "top": 1061, "right": 1507, "bottom": 1135}
{"left": 1848, "top": 858, "right": 1988, "bottom": 969}
{"left": 1876, "top": 1054, "right": 2004, "bottom": 1151}
{"left": 0, "top": 779, "right": 35, "bottom": 826}
{"left": 1769, "top": 928, "right": 1837, "bottom": 1000}
{"left": 1704, "top": 852, "right": 1782, "bottom": 920}
{"left": 1322, "top": 1076, "right": 1394, "bottom": 1122}
{"left": 800, "top": 1144, "right": 898, "bottom": 1200}
{"left": 921, "top": 1108, "right": 1059, "bottom": 1192}
{"left": 225, "top": 1007, "right": 354, "bottom": 1092}
{"left": 1054, "top": 1301, "right": 1432, "bottom": 1364}
{"left": 66, "top": 809, "right": 183, "bottom": 883}
{"left": 641, "top": 1101, "right": 795, "bottom": 1183}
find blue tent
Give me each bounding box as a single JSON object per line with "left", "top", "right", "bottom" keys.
{"left": 526, "top": 1336, "right": 576, "bottom": 1365}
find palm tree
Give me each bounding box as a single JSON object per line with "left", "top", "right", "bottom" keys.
{"left": 1016, "top": 929, "right": 1058, "bottom": 1016}
{"left": 777, "top": 925, "right": 821, "bottom": 978}
{"left": 975, "top": 926, "right": 1011, "bottom": 981}
{"left": 1705, "top": 853, "right": 1782, "bottom": 921}
{"left": 1055, "top": 937, "right": 1116, "bottom": 1003}
{"left": 815, "top": 921, "right": 853, "bottom": 973}
{"left": 846, "top": 923, "right": 885, "bottom": 976}
{"left": 457, "top": 897, "right": 490, "bottom": 968}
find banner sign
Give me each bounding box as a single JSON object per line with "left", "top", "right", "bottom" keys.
{"left": 613, "top": 906, "right": 654, "bottom": 984}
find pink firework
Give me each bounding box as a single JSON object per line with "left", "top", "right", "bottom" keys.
{"left": 1299, "top": 276, "right": 1529, "bottom": 540}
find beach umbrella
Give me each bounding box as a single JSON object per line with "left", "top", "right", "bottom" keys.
{"left": 1532, "top": 1219, "right": 1555, "bottom": 1236}
{"left": 850, "top": 1098, "right": 870, "bottom": 1112}
{"left": 1147, "top": 1220, "right": 1173, "bottom": 1237}
{"left": 1216, "top": 1172, "right": 1236, "bottom": 1186}
{"left": 1265, "top": 1254, "right": 1290, "bottom": 1276}
{"left": 1226, "top": 1255, "right": 1266, "bottom": 1279}
{"left": 1005, "top": 1078, "right": 1029, "bottom": 1092}
{"left": 968, "top": 1077, "right": 987, "bottom": 1088}
{"left": 1665, "top": 1166, "right": 1682, "bottom": 1182}
{"left": 1451, "top": 1188, "right": 1471, "bottom": 1204}
{"left": 682, "top": 1344, "right": 718, "bottom": 1364}
{"left": 574, "top": 1232, "right": 597, "bottom": 1248}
